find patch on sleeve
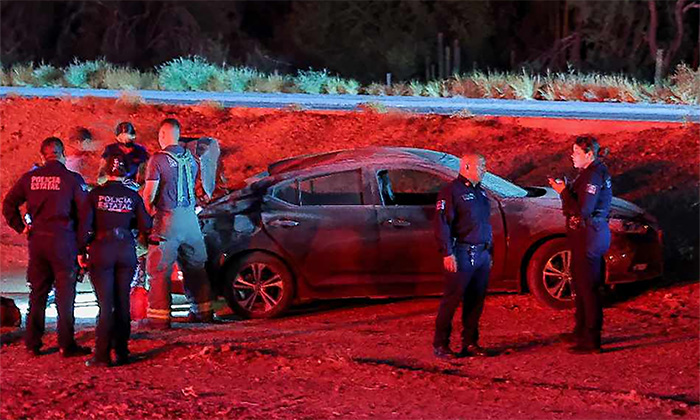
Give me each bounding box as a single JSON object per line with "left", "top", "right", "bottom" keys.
{"left": 605, "top": 178, "right": 612, "bottom": 189}
{"left": 436, "top": 200, "right": 446, "bottom": 211}
{"left": 81, "top": 183, "right": 89, "bottom": 192}
{"left": 586, "top": 184, "right": 597, "bottom": 194}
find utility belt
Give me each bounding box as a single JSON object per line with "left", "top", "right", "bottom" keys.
{"left": 455, "top": 242, "right": 490, "bottom": 251}
{"left": 94, "top": 227, "right": 133, "bottom": 241}
{"left": 567, "top": 214, "right": 607, "bottom": 230}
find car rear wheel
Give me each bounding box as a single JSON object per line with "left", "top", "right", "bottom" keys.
{"left": 223, "top": 252, "right": 294, "bottom": 319}
{"left": 526, "top": 238, "right": 575, "bottom": 310}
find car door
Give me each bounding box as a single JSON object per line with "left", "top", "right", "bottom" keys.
{"left": 373, "top": 166, "right": 506, "bottom": 294}
{"left": 261, "top": 168, "right": 380, "bottom": 288}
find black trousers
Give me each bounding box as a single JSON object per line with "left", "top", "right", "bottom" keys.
{"left": 434, "top": 245, "right": 491, "bottom": 349}
{"left": 88, "top": 238, "right": 137, "bottom": 362}
{"left": 569, "top": 222, "right": 611, "bottom": 346}
{"left": 25, "top": 232, "right": 79, "bottom": 351}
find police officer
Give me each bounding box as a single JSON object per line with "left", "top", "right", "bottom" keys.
{"left": 81, "top": 155, "right": 152, "bottom": 367}
{"left": 140, "top": 118, "right": 214, "bottom": 329}
{"left": 548, "top": 136, "right": 612, "bottom": 354}
{"left": 2, "top": 137, "right": 91, "bottom": 357}
{"left": 433, "top": 153, "right": 493, "bottom": 359}
{"left": 98, "top": 122, "right": 150, "bottom": 186}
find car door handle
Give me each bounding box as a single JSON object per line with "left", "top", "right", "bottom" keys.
{"left": 268, "top": 219, "right": 300, "bottom": 228}
{"left": 383, "top": 218, "right": 411, "bottom": 227}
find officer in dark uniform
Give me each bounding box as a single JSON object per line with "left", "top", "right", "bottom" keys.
{"left": 80, "top": 155, "right": 152, "bottom": 367}
{"left": 549, "top": 136, "right": 612, "bottom": 354}
{"left": 98, "top": 122, "right": 150, "bottom": 186}
{"left": 2, "top": 137, "right": 91, "bottom": 357}
{"left": 433, "top": 154, "right": 493, "bottom": 359}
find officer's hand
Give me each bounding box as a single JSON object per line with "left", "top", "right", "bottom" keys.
{"left": 77, "top": 254, "right": 88, "bottom": 269}
{"left": 548, "top": 177, "right": 566, "bottom": 194}
{"left": 443, "top": 255, "right": 457, "bottom": 273}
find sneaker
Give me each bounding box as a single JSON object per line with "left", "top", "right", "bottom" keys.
{"left": 433, "top": 346, "right": 456, "bottom": 360}
{"left": 60, "top": 344, "right": 92, "bottom": 358}
{"left": 457, "top": 344, "right": 489, "bottom": 358}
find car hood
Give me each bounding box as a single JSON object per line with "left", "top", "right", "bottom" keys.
{"left": 525, "top": 186, "right": 653, "bottom": 222}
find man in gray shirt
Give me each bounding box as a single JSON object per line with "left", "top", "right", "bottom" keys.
{"left": 140, "top": 118, "right": 214, "bottom": 329}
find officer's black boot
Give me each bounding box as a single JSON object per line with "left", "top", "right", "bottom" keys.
{"left": 569, "top": 329, "right": 601, "bottom": 354}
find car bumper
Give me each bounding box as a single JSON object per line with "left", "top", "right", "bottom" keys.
{"left": 605, "top": 228, "right": 663, "bottom": 284}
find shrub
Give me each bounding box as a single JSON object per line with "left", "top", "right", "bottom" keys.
{"left": 248, "top": 74, "right": 294, "bottom": 93}
{"left": 668, "top": 63, "right": 699, "bottom": 105}
{"left": 423, "top": 80, "right": 444, "bottom": 97}
{"left": 158, "top": 56, "right": 218, "bottom": 91}
{"left": 103, "top": 67, "right": 143, "bottom": 90}
{"left": 364, "top": 83, "right": 388, "bottom": 96}
{"left": 10, "top": 63, "right": 36, "bottom": 86}
{"left": 295, "top": 69, "right": 329, "bottom": 94}
{"left": 64, "top": 59, "right": 109, "bottom": 88}
{"left": 359, "top": 101, "right": 388, "bottom": 113}
{"left": 509, "top": 71, "right": 542, "bottom": 100}
{"left": 223, "top": 67, "right": 260, "bottom": 92}
{"left": 33, "top": 64, "right": 63, "bottom": 87}
{"left": 324, "top": 76, "right": 360, "bottom": 95}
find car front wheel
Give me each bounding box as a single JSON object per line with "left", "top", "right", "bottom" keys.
{"left": 526, "top": 238, "right": 575, "bottom": 310}
{"left": 223, "top": 252, "right": 295, "bottom": 319}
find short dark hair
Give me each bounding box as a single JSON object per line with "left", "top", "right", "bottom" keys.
{"left": 160, "top": 118, "right": 181, "bottom": 131}
{"left": 574, "top": 135, "right": 609, "bottom": 158}
{"left": 115, "top": 121, "right": 136, "bottom": 136}
{"left": 40, "top": 137, "right": 65, "bottom": 159}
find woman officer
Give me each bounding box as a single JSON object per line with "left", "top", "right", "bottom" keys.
{"left": 80, "top": 155, "right": 152, "bottom": 366}
{"left": 548, "top": 136, "right": 612, "bottom": 354}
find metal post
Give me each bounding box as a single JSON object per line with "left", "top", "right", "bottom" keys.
{"left": 437, "top": 32, "right": 444, "bottom": 79}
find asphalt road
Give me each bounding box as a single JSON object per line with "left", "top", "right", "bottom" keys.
{"left": 2, "top": 86, "right": 698, "bottom": 122}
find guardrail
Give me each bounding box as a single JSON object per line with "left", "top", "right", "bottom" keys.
{"left": 1, "top": 86, "right": 698, "bottom": 122}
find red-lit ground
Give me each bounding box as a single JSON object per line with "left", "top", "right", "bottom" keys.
{"left": 0, "top": 98, "right": 698, "bottom": 419}
{"left": 1, "top": 283, "right": 698, "bottom": 419}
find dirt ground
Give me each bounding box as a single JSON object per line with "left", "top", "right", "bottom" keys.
{"left": 0, "top": 97, "right": 699, "bottom": 419}
{"left": 1, "top": 281, "right": 698, "bottom": 419}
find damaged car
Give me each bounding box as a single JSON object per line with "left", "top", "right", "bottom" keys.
{"left": 199, "top": 147, "right": 663, "bottom": 318}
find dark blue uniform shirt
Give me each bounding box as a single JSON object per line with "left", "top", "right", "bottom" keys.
{"left": 434, "top": 175, "right": 492, "bottom": 256}
{"left": 81, "top": 181, "right": 152, "bottom": 250}
{"left": 560, "top": 160, "right": 612, "bottom": 222}
{"left": 2, "top": 160, "right": 89, "bottom": 235}
{"left": 102, "top": 143, "right": 150, "bottom": 181}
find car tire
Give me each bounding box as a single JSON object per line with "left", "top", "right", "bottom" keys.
{"left": 223, "top": 252, "right": 295, "bottom": 319}
{"left": 526, "top": 238, "right": 575, "bottom": 310}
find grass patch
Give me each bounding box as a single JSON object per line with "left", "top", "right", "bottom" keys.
{"left": 0, "top": 58, "right": 696, "bottom": 105}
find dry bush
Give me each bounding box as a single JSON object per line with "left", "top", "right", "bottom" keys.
{"left": 363, "top": 83, "right": 388, "bottom": 96}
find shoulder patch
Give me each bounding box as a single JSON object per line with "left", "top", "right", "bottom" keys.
{"left": 436, "top": 200, "right": 445, "bottom": 211}
{"left": 462, "top": 192, "right": 475, "bottom": 201}
{"left": 586, "top": 184, "right": 597, "bottom": 195}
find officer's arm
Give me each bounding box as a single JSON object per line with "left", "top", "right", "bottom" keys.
{"left": 559, "top": 184, "right": 578, "bottom": 216}
{"left": 142, "top": 181, "right": 159, "bottom": 215}
{"left": 2, "top": 176, "right": 28, "bottom": 234}
{"left": 433, "top": 187, "right": 455, "bottom": 257}
{"left": 74, "top": 176, "right": 91, "bottom": 252}
{"left": 577, "top": 170, "right": 603, "bottom": 219}
{"left": 79, "top": 192, "right": 95, "bottom": 252}
{"left": 142, "top": 156, "right": 161, "bottom": 215}
{"left": 134, "top": 194, "right": 153, "bottom": 235}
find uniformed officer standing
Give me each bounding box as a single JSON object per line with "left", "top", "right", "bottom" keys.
{"left": 433, "top": 154, "right": 493, "bottom": 359}
{"left": 80, "top": 155, "right": 152, "bottom": 366}
{"left": 549, "top": 136, "right": 612, "bottom": 354}
{"left": 98, "top": 122, "right": 150, "bottom": 186}
{"left": 140, "top": 119, "right": 214, "bottom": 329}
{"left": 2, "top": 137, "right": 91, "bottom": 357}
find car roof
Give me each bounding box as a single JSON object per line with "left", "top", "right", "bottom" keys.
{"left": 268, "top": 147, "right": 457, "bottom": 176}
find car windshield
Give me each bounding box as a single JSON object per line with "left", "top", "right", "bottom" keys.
{"left": 438, "top": 153, "right": 529, "bottom": 198}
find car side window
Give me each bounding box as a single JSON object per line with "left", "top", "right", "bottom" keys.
{"left": 275, "top": 170, "right": 364, "bottom": 206}
{"left": 378, "top": 169, "right": 447, "bottom": 206}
